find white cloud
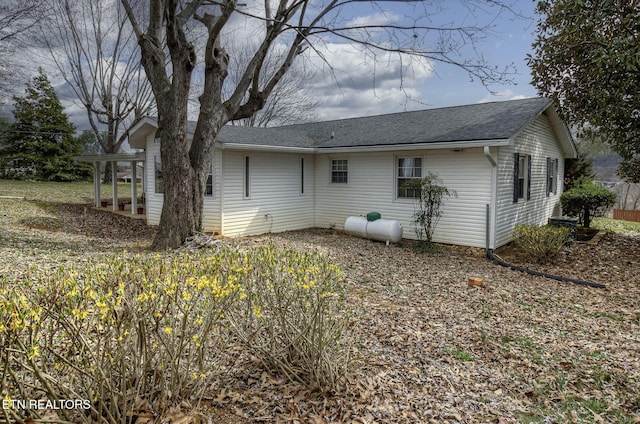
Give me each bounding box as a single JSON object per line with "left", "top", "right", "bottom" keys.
{"left": 346, "top": 11, "right": 401, "bottom": 27}
{"left": 477, "top": 89, "right": 528, "bottom": 104}
{"left": 301, "top": 42, "right": 433, "bottom": 119}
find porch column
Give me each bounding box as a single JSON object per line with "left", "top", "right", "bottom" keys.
{"left": 111, "top": 161, "right": 118, "bottom": 211}
{"left": 130, "top": 160, "right": 138, "bottom": 215}
{"left": 93, "top": 161, "right": 101, "bottom": 208}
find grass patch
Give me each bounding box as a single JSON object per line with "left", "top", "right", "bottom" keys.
{"left": 443, "top": 347, "right": 474, "bottom": 362}
{"left": 0, "top": 179, "right": 141, "bottom": 204}
{"left": 591, "top": 217, "right": 640, "bottom": 233}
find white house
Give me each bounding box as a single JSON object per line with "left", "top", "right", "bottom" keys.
{"left": 126, "top": 97, "right": 577, "bottom": 249}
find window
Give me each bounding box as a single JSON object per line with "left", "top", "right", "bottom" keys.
{"left": 300, "top": 157, "right": 305, "bottom": 194}
{"left": 205, "top": 162, "right": 214, "bottom": 197}
{"left": 154, "top": 155, "right": 163, "bottom": 194}
{"left": 546, "top": 158, "right": 558, "bottom": 196}
{"left": 244, "top": 156, "right": 250, "bottom": 198}
{"left": 331, "top": 159, "right": 348, "bottom": 183}
{"left": 397, "top": 157, "right": 422, "bottom": 198}
{"left": 513, "top": 153, "right": 531, "bottom": 202}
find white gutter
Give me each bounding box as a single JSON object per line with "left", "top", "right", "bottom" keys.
{"left": 216, "top": 142, "right": 315, "bottom": 154}
{"left": 315, "top": 138, "right": 512, "bottom": 154}
{"left": 483, "top": 145, "right": 499, "bottom": 250}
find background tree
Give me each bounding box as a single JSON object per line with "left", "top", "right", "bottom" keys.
{"left": 120, "top": 0, "right": 517, "bottom": 249}
{"left": 223, "top": 41, "right": 320, "bottom": 127}
{"left": 43, "top": 0, "right": 155, "bottom": 183}
{"left": 0, "top": 1, "right": 45, "bottom": 96}
{"left": 0, "top": 70, "right": 91, "bottom": 181}
{"left": 528, "top": 0, "right": 640, "bottom": 183}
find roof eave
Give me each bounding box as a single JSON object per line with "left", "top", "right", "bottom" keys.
{"left": 314, "top": 139, "right": 511, "bottom": 153}
{"left": 216, "top": 142, "right": 315, "bottom": 153}
{"left": 127, "top": 117, "right": 158, "bottom": 149}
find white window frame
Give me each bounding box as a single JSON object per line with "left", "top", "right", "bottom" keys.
{"left": 547, "top": 157, "right": 558, "bottom": 196}
{"left": 514, "top": 153, "right": 531, "bottom": 202}
{"left": 154, "top": 155, "right": 163, "bottom": 194}
{"left": 243, "top": 155, "right": 251, "bottom": 199}
{"left": 205, "top": 161, "right": 214, "bottom": 198}
{"left": 331, "top": 159, "right": 348, "bottom": 184}
{"left": 396, "top": 156, "right": 423, "bottom": 199}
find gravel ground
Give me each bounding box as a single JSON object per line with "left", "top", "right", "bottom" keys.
{"left": 1, "top": 200, "right": 639, "bottom": 423}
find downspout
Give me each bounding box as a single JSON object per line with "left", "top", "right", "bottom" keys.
{"left": 483, "top": 146, "right": 498, "bottom": 251}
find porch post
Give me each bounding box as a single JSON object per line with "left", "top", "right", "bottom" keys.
{"left": 130, "top": 160, "right": 138, "bottom": 215}
{"left": 111, "top": 161, "right": 118, "bottom": 211}
{"left": 94, "top": 161, "right": 101, "bottom": 208}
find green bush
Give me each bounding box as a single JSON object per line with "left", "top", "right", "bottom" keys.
{"left": 513, "top": 224, "right": 571, "bottom": 264}
{"left": 561, "top": 178, "right": 616, "bottom": 227}
{"left": 0, "top": 247, "right": 352, "bottom": 422}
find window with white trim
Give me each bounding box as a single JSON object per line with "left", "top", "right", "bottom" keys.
{"left": 513, "top": 153, "right": 531, "bottom": 202}
{"left": 546, "top": 157, "right": 558, "bottom": 196}
{"left": 331, "top": 159, "right": 348, "bottom": 183}
{"left": 300, "top": 157, "right": 305, "bottom": 194}
{"left": 244, "top": 156, "right": 250, "bottom": 199}
{"left": 154, "top": 155, "right": 163, "bottom": 194}
{"left": 205, "top": 162, "right": 214, "bottom": 197}
{"left": 397, "top": 157, "right": 422, "bottom": 198}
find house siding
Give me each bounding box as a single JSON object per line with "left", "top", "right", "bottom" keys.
{"left": 314, "top": 148, "right": 493, "bottom": 247}
{"left": 144, "top": 135, "right": 162, "bottom": 226}
{"left": 202, "top": 150, "right": 221, "bottom": 234}
{"left": 494, "top": 114, "right": 565, "bottom": 248}
{"left": 220, "top": 151, "right": 315, "bottom": 236}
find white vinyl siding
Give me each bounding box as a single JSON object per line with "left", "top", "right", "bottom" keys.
{"left": 202, "top": 151, "right": 221, "bottom": 234}
{"left": 494, "top": 114, "right": 565, "bottom": 248}
{"left": 221, "top": 151, "right": 315, "bottom": 236}
{"left": 144, "top": 137, "right": 163, "bottom": 225}
{"left": 314, "top": 149, "right": 492, "bottom": 247}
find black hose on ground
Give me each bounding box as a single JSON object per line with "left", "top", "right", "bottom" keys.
{"left": 486, "top": 249, "right": 606, "bottom": 289}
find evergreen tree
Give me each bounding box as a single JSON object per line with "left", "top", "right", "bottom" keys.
{"left": 0, "top": 70, "right": 91, "bottom": 181}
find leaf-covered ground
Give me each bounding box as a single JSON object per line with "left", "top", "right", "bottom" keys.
{"left": 1, "top": 197, "right": 639, "bottom": 423}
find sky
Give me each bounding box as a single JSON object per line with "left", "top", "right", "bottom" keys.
{"left": 1, "top": 0, "right": 542, "bottom": 131}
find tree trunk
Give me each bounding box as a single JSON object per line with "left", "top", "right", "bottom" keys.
{"left": 103, "top": 161, "right": 113, "bottom": 184}
{"left": 152, "top": 98, "right": 199, "bottom": 249}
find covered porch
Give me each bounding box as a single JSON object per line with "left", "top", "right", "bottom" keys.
{"left": 74, "top": 152, "right": 146, "bottom": 216}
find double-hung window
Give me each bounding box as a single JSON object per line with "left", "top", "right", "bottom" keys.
{"left": 513, "top": 153, "right": 531, "bottom": 202}
{"left": 331, "top": 159, "right": 348, "bottom": 183}
{"left": 397, "top": 157, "right": 422, "bottom": 198}
{"left": 205, "top": 162, "right": 214, "bottom": 197}
{"left": 154, "top": 155, "right": 163, "bottom": 194}
{"left": 546, "top": 158, "right": 558, "bottom": 196}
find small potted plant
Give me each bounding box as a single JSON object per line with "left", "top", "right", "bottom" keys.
{"left": 118, "top": 202, "right": 125, "bottom": 211}
{"left": 137, "top": 206, "right": 144, "bottom": 214}
{"left": 101, "top": 200, "right": 108, "bottom": 207}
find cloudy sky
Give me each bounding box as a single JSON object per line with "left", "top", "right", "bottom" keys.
{"left": 2, "top": 0, "right": 541, "bottom": 130}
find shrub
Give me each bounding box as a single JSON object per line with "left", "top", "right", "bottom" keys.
{"left": 513, "top": 224, "right": 571, "bottom": 264}
{"left": 561, "top": 178, "right": 616, "bottom": 227}
{"left": 1, "top": 252, "right": 239, "bottom": 423}
{"left": 224, "top": 245, "right": 351, "bottom": 392}
{"left": 411, "top": 172, "right": 457, "bottom": 245}
{"left": 0, "top": 247, "right": 352, "bottom": 422}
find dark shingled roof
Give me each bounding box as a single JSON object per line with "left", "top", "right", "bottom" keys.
{"left": 203, "top": 97, "right": 554, "bottom": 149}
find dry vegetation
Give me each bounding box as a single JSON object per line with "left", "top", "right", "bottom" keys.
{"left": 1, "top": 180, "right": 639, "bottom": 423}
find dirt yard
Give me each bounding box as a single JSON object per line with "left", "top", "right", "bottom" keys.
{"left": 1, "top": 199, "right": 639, "bottom": 423}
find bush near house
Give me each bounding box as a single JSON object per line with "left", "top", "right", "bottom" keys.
{"left": 513, "top": 224, "right": 571, "bottom": 264}
{"left": 0, "top": 246, "right": 351, "bottom": 423}
{"left": 560, "top": 178, "right": 616, "bottom": 228}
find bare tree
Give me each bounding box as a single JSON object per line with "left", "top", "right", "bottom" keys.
{"left": 223, "top": 41, "right": 319, "bottom": 127}
{"left": 0, "top": 1, "right": 45, "bottom": 96}
{"left": 119, "top": 0, "right": 517, "bottom": 249}
{"left": 43, "top": 0, "right": 155, "bottom": 183}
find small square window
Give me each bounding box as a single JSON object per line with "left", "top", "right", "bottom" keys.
{"left": 397, "top": 157, "right": 422, "bottom": 198}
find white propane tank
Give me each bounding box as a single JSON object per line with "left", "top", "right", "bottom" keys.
{"left": 344, "top": 216, "right": 403, "bottom": 243}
